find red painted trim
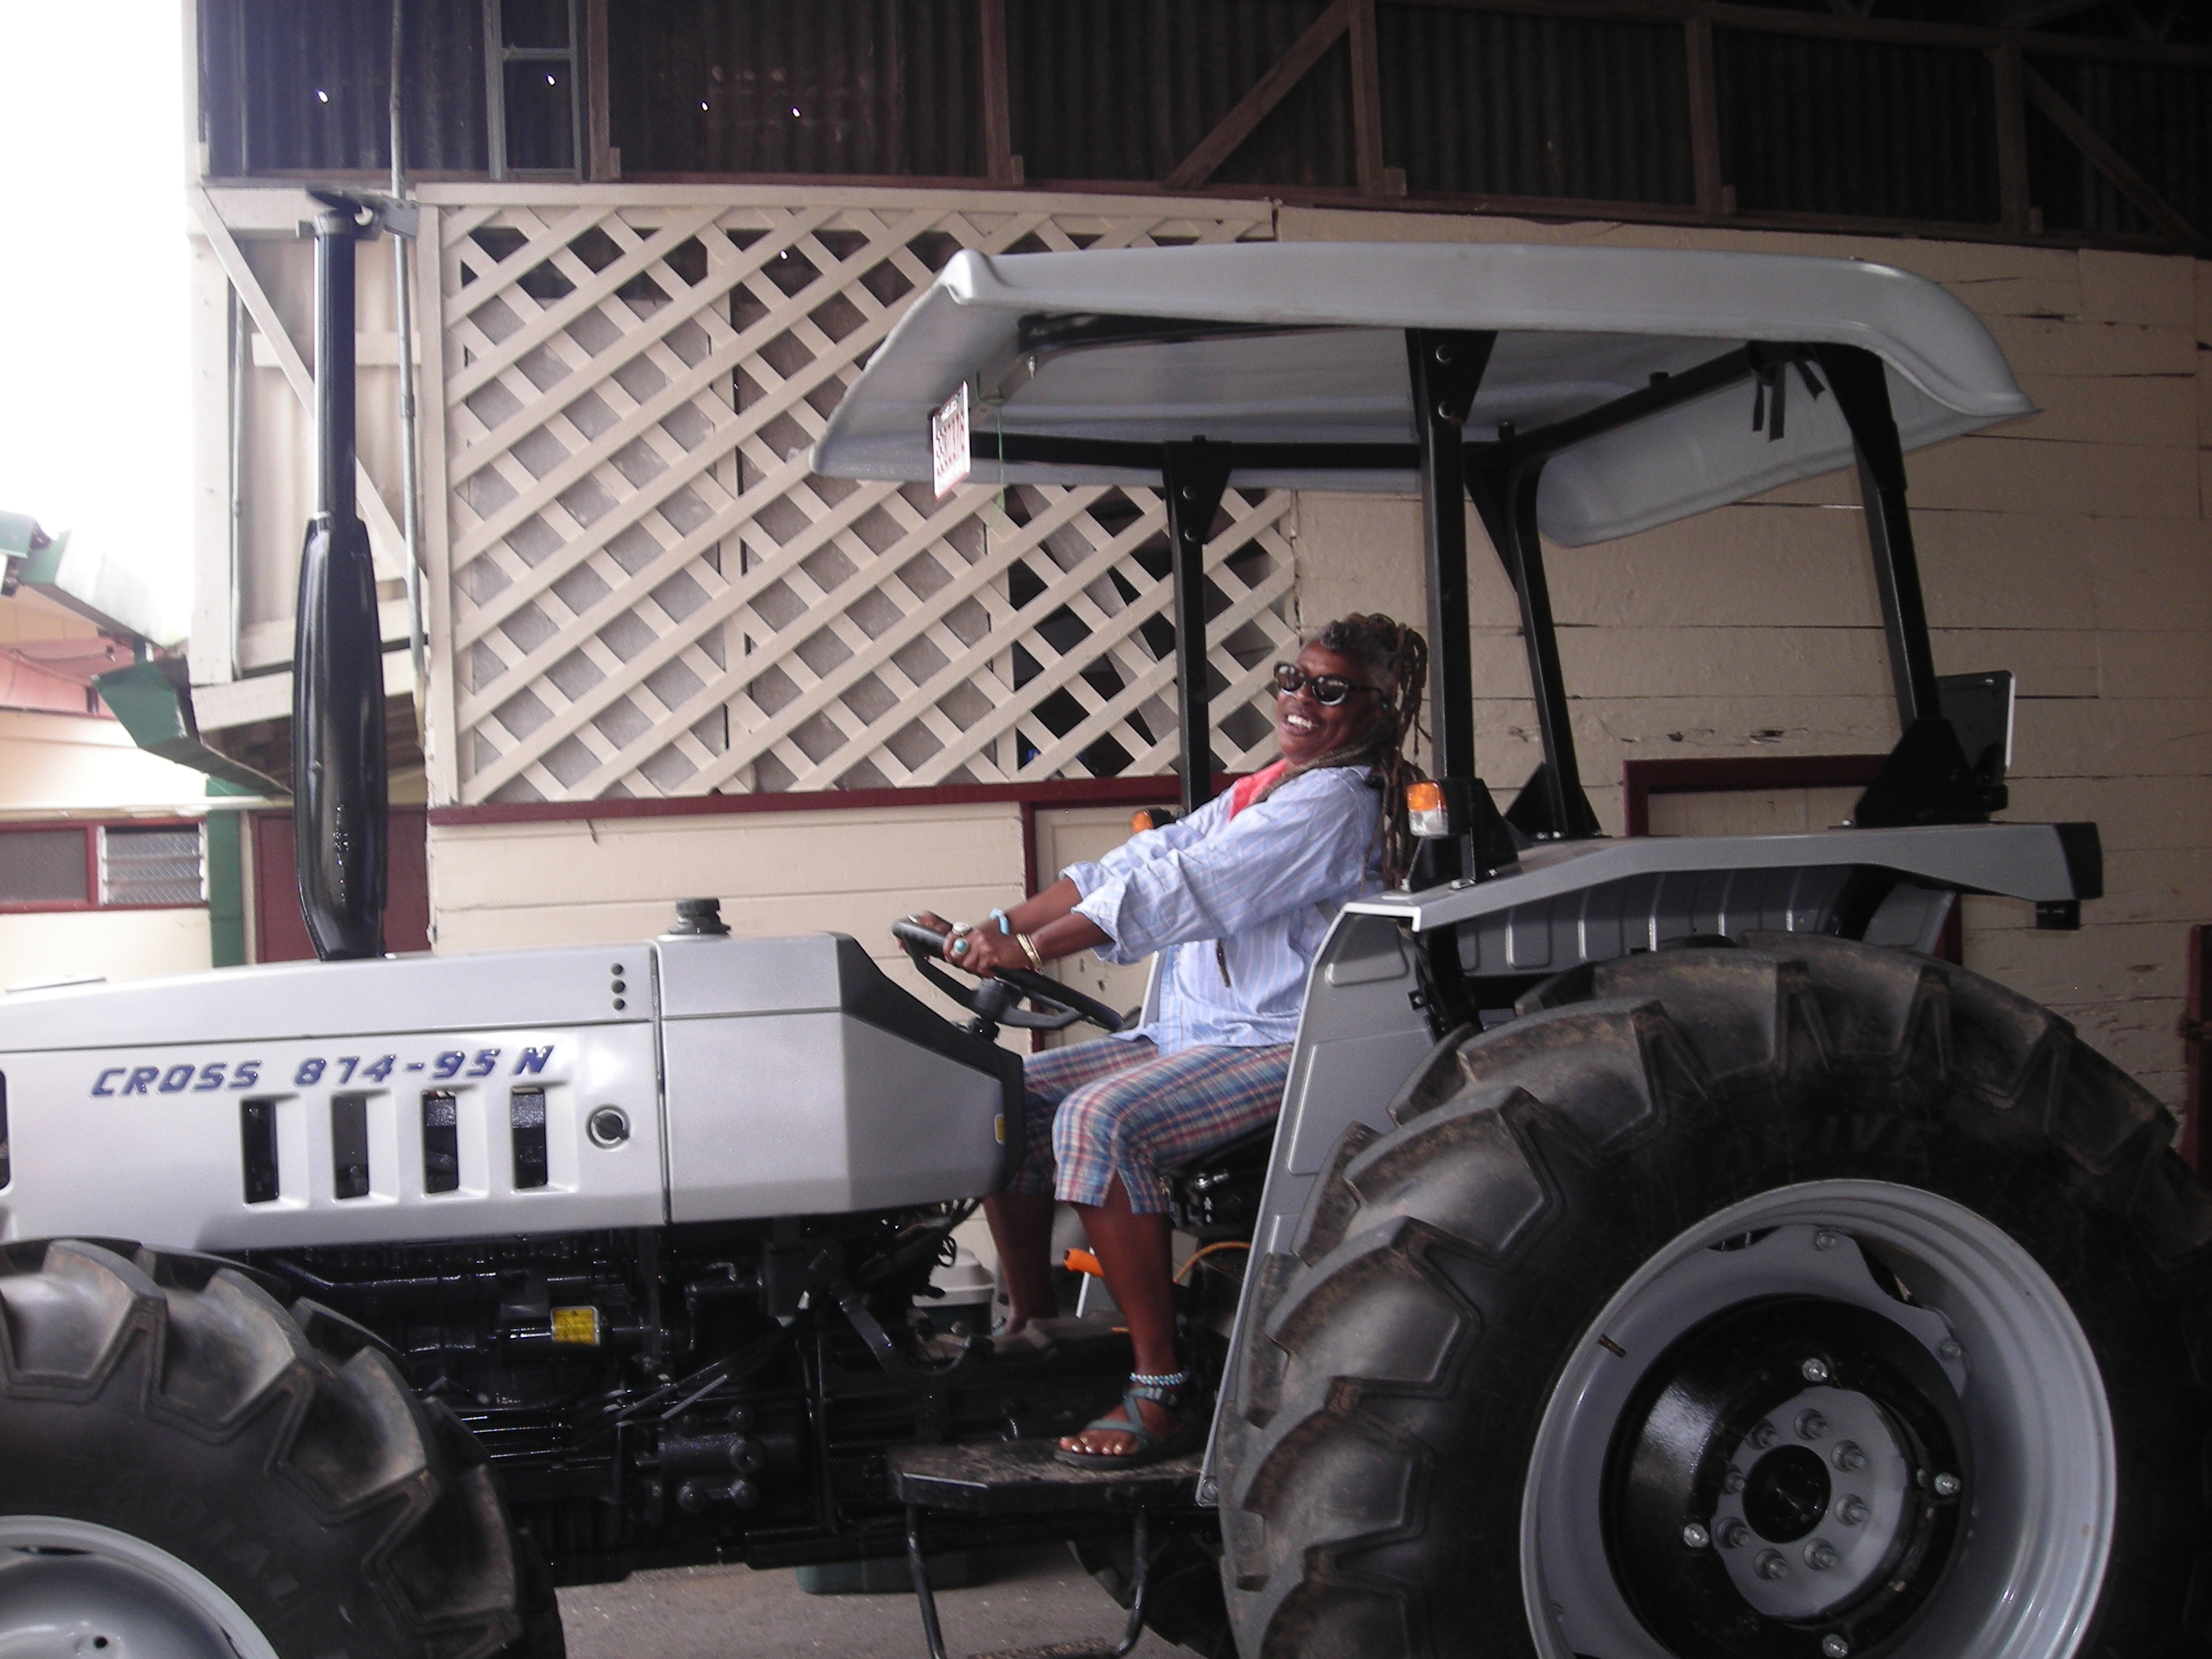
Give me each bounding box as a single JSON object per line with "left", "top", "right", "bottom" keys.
{"left": 1621, "top": 756, "right": 1886, "bottom": 837}
{"left": 427, "top": 775, "right": 1246, "bottom": 830}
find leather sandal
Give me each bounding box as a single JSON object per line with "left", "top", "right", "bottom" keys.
{"left": 1054, "top": 1369, "right": 1203, "bottom": 1469}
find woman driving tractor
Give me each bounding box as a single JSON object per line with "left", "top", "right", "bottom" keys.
{"left": 910, "top": 611, "right": 1428, "bottom": 1467}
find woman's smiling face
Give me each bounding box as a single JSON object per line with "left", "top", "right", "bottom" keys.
{"left": 1274, "top": 643, "right": 1382, "bottom": 766}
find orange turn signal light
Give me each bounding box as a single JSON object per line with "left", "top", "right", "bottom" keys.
{"left": 1130, "top": 809, "right": 1157, "bottom": 833}
{"left": 1405, "top": 782, "right": 1444, "bottom": 814}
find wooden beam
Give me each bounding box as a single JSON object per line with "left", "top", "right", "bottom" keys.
{"left": 1990, "top": 43, "right": 2031, "bottom": 235}
{"left": 1390, "top": 0, "right": 2212, "bottom": 71}
{"left": 1346, "top": 0, "right": 1388, "bottom": 195}
{"left": 980, "top": 0, "right": 1016, "bottom": 185}
{"left": 1684, "top": 16, "right": 1725, "bottom": 214}
{"left": 2020, "top": 61, "right": 2202, "bottom": 246}
{"left": 584, "top": 0, "right": 614, "bottom": 181}
{"left": 187, "top": 190, "right": 408, "bottom": 584}
{"left": 1166, "top": 0, "right": 1354, "bottom": 191}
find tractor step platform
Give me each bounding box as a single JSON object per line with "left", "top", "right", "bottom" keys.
{"left": 888, "top": 1437, "right": 1202, "bottom": 1515}
{"left": 892, "top": 1441, "right": 1195, "bottom": 1657}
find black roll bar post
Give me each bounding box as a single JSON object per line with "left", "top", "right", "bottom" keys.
{"left": 1811, "top": 343, "right": 1993, "bottom": 828}
{"left": 1814, "top": 344, "right": 1942, "bottom": 728}
{"left": 1405, "top": 328, "right": 1519, "bottom": 897}
{"left": 1467, "top": 441, "right": 1601, "bottom": 842}
{"left": 1163, "top": 438, "right": 1235, "bottom": 820}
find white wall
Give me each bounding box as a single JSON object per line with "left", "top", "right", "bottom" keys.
{"left": 0, "top": 909, "right": 212, "bottom": 987}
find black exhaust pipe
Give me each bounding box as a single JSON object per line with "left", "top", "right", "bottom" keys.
{"left": 292, "top": 196, "right": 388, "bottom": 961}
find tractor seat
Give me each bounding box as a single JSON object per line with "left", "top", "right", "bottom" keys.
{"left": 1162, "top": 1118, "right": 1277, "bottom": 1239}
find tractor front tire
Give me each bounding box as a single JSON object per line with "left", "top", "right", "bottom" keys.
{"left": 1216, "top": 933, "right": 2212, "bottom": 1659}
{"left": 0, "top": 1239, "right": 532, "bottom": 1659}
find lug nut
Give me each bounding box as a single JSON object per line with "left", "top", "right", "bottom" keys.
{"left": 1719, "top": 1520, "right": 1750, "bottom": 1549}
{"left": 1801, "top": 1357, "right": 1831, "bottom": 1383}
{"left": 1813, "top": 1230, "right": 1841, "bottom": 1251}
{"left": 1932, "top": 1471, "right": 1962, "bottom": 1498}
{"left": 1750, "top": 1420, "right": 1779, "bottom": 1449}
{"left": 1939, "top": 1339, "right": 1964, "bottom": 1361}
{"left": 1723, "top": 1467, "right": 1747, "bottom": 1494}
{"left": 1822, "top": 1635, "right": 1851, "bottom": 1659}
{"left": 1796, "top": 1409, "right": 1829, "bottom": 1441}
{"left": 1804, "top": 1539, "right": 1838, "bottom": 1570}
{"left": 1755, "top": 1550, "right": 1789, "bottom": 1580}
{"left": 1682, "top": 1522, "right": 1710, "bottom": 1549}
{"left": 1838, "top": 1496, "right": 1870, "bottom": 1527}
{"left": 1833, "top": 1441, "right": 1866, "bottom": 1472}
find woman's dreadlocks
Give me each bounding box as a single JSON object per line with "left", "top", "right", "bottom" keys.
{"left": 1254, "top": 613, "right": 1429, "bottom": 888}
{"left": 1317, "top": 613, "right": 1429, "bottom": 888}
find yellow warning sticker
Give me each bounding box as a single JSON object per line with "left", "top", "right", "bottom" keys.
{"left": 551, "top": 1306, "right": 602, "bottom": 1346}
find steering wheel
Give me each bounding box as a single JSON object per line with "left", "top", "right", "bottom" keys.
{"left": 891, "top": 919, "right": 1125, "bottom": 1040}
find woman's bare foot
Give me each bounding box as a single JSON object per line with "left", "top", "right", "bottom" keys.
{"left": 1057, "top": 1393, "right": 1182, "bottom": 1458}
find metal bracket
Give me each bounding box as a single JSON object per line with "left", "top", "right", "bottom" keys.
{"left": 298, "top": 188, "right": 420, "bottom": 242}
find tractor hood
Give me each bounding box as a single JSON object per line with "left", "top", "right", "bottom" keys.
{"left": 812, "top": 240, "right": 2031, "bottom": 546}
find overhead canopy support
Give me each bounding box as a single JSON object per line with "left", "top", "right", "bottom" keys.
{"left": 1163, "top": 440, "right": 1234, "bottom": 819}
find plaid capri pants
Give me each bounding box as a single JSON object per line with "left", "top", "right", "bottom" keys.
{"left": 1009, "top": 1036, "right": 1292, "bottom": 1215}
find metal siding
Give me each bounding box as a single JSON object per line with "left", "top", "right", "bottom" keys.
{"left": 1376, "top": 6, "right": 1694, "bottom": 205}
{"left": 1715, "top": 27, "right": 2001, "bottom": 224}
{"left": 1002, "top": 0, "right": 1349, "bottom": 188}
{"left": 203, "top": 0, "right": 488, "bottom": 177}
{"left": 2024, "top": 53, "right": 2210, "bottom": 240}
{"left": 609, "top": 0, "right": 983, "bottom": 177}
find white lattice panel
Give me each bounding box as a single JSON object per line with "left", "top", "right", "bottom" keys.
{"left": 416, "top": 186, "right": 1285, "bottom": 804}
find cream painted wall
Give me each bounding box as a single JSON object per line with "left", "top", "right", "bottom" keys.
{"left": 0, "top": 909, "right": 213, "bottom": 987}
{"left": 428, "top": 800, "right": 1030, "bottom": 1016}
{"left": 0, "top": 710, "right": 218, "bottom": 815}
{"left": 1281, "top": 207, "right": 2211, "bottom": 1108}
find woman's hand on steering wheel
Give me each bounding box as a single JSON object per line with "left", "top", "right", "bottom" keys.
{"left": 899, "top": 910, "right": 1025, "bottom": 979}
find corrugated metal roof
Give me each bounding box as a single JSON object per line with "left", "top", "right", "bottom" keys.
{"left": 609, "top": 0, "right": 984, "bottom": 177}
{"left": 1379, "top": 6, "right": 1694, "bottom": 204}
{"left": 198, "top": 0, "right": 2209, "bottom": 251}
{"left": 1717, "top": 28, "right": 2001, "bottom": 224}
{"left": 201, "top": 0, "right": 487, "bottom": 176}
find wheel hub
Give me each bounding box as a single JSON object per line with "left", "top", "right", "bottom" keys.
{"left": 1712, "top": 1383, "right": 1915, "bottom": 1619}
{"left": 1522, "top": 1187, "right": 2115, "bottom": 1659}
{"left": 1606, "top": 1296, "right": 1967, "bottom": 1655}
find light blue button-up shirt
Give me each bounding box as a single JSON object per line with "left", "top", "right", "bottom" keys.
{"left": 1063, "top": 766, "right": 1383, "bottom": 1053}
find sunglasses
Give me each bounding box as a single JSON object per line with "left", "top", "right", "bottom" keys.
{"left": 1272, "top": 662, "right": 1379, "bottom": 707}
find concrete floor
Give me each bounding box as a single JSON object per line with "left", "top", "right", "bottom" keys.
{"left": 558, "top": 1544, "right": 1185, "bottom": 1659}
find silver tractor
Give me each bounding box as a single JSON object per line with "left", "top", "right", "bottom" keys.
{"left": 1, "top": 239, "right": 2200, "bottom": 1659}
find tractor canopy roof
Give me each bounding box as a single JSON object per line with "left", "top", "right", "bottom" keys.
{"left": 812, "top": 240, "right": 2030, "bottom": 547}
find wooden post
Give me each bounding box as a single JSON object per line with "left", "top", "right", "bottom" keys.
{"left": 584, "top": 0, "right": 615, "bottom": 181}
{"left": 1685, "top": 16, "right": 1726, "bottom": 216}
{"left": 1348, "top": 0, "right": 1386, "bottom": 196}
{"left": 1990, "top": 42, "right": 2031, "bottom": 234}
{"left": 2185, "top": 925, "right": 2209, "bottom": 1174}
{"left": 980, "top": 0, "right": 1016, "bottom": 185}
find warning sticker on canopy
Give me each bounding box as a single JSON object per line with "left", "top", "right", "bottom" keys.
{"left": 930, "top": 383, "right": 971, "bottom": 499}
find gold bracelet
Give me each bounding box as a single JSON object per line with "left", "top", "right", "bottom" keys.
{"left": 1016, "top": 932, "right": 1045, "bottom": 972}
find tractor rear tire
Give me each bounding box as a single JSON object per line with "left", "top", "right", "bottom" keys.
{"left": 0, "top": 1239, "right": 530, "bottom": 1659}
{"left": 1214, "top": 934, "right": 2212, "bottom": 1659}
